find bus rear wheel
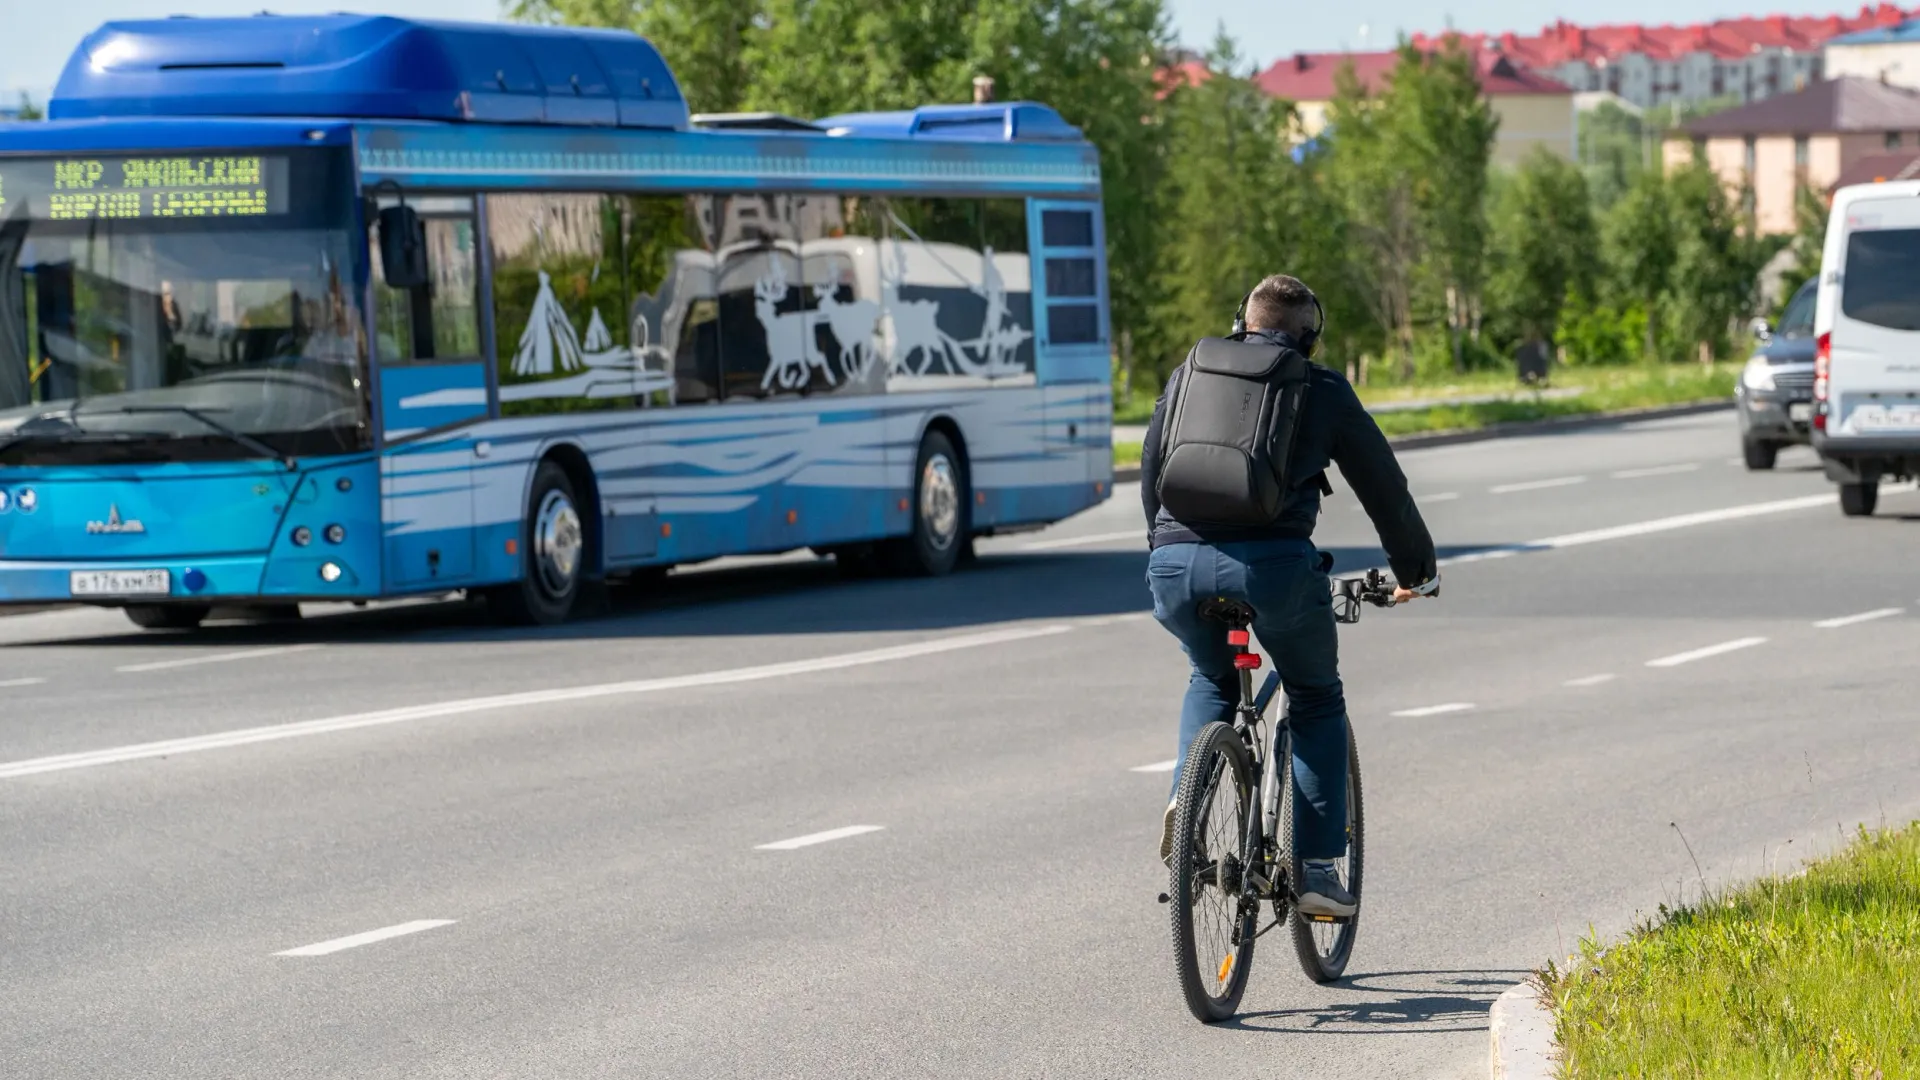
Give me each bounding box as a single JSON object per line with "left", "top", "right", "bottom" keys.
{"left": 885, "top": 430, "right": 969, "bottom": 577}
{"left": 490, "top": 461, "right": 585, "bottom": 625}
{"left": 124, "top": 604, "right": 210, "bottom": 631}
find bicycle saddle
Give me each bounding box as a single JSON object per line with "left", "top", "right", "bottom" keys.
{"left": 1196, "top": 597, "right": 1257, "bottom": 626}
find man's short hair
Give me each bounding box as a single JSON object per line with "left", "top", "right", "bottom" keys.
{"left": 1244, "top": 275, "right": 1319, "bottom": 338}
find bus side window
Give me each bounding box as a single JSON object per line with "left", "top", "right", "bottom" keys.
{"left": 370, "top": 199, "right": 480, "bottom": 363}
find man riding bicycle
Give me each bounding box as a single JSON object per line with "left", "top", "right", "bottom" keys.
{"left": 1141, "top": 274, "right": 1438, "bottom": 919}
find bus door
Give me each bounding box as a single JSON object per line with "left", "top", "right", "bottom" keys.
{"left": 1029, "top": 200, "right": 1110, "bottom": 484}
{"left": 370, "top": 199, "right": 489, "bottom": 588}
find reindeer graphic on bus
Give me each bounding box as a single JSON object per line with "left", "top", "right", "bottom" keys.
{"left": 504, "top": 232, "right": 1033, "bottom": 404}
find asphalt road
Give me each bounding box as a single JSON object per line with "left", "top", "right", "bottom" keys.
{"left": 6, "top": 409, "right": 1920, "bottom": 1080}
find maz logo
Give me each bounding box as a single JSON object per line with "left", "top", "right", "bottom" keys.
{"left": 86, "top": 505, "right": 146, "bottom": 535}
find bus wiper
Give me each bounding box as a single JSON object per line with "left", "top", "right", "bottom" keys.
{"left": 110, "top": 405, "right": 298, "bottom": 470}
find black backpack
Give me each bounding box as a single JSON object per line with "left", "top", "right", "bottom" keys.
{"left": 1154, "top": 336, "right": 1314, "bottom": 527}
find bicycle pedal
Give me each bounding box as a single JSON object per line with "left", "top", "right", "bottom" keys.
{"left": 1304, "top": 913, "right": 1352, "bottom": 924}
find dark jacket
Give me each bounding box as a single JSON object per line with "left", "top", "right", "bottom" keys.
{"left": 1139, "top": 331, "right": 1438, "bottom": 587}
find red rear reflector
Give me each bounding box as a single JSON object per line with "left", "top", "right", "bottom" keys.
{"left": 1226, "top": 629, "right": 1250, "bottom": 646}
{"left": 660, "top": 523, "right": 672, "bottom": 538}
{"left": 505, "top": 539, "right": 518, "bottom": 555}
{"left": 1233, "top": 654, "right": 1262, "bottom": 670}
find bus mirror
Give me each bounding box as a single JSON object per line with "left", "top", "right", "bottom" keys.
{"left": 378, "top": 205, "right": 430, "bottom": 290}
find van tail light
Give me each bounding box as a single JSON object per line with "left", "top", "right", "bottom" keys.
{"left": 1813, "top": 332, "right": 1831, "bottom": 431}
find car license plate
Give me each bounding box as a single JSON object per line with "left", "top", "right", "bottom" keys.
{"left": 1849, "top": 403, "right": 1920, "bottom": 432}
{"left": 1788, "top": 402, "right": 1812, "bottom": 422}
{"left": 69, "top": 569, "right": 171, "bottom": 597}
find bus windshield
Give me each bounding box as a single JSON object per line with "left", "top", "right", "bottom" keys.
{"left": 0, "top": 148, "right": 368, "bottom": 464}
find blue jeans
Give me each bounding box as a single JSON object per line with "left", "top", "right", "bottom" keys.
{"left": 1147, "top": 538, "right": 1350, "bottom": 861}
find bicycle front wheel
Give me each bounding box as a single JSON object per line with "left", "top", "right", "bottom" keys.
{"left": 1169, "top": 721, "right": 1258, "bottom": 1023}
{"left": 1287, "top": 722, "right": 1365, "bottom": 983}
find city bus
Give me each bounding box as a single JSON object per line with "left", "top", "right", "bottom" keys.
{"left": 0, "top": 15, "right": 1113, "bottom": 629}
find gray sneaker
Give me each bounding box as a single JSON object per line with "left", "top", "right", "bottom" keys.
{"left": 1159, "top": 799, "right": 1176, "bottom": 865}
{"left": 1296, "top": 859, "right": 1357, "bottom": 918}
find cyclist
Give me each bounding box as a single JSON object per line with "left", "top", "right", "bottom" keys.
{"left": 1141, "top": 274, "right": 1438, "bottom": 918}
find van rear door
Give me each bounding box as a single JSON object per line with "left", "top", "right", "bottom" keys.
{"left": 1829, "top": 197, "right": 1920, "bottom": 437}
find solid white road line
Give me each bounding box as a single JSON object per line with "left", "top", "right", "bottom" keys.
{"left": 1422, "top": 492, "right": 1462, "bottom": 503}
{"left": 1611, "top": 463, "right": 1701, "bottom": 479}
{"left": 1646, "top": 637, "right": 1768, "bottom": 668}
{"left": 1390, "top": 702, "right": 1475, "bottom": 717}
{"left": 0, "top": 677, "right": 46, "bottom": 688}
{"left": 0, "top": 623, "right": 1076, "bottom": 780}
{"left": 1563, "top": 674, "right": 1618, "bottom": 688}
{"left": 1489, "top": 476, "right": 1587, "bottom": 494}
{"left": 1129, "top": 759, "right": 1177, "bottom": 773}
{"left": 1814, "top": 607, "right": 1903, "bottom": 629}
{"left": 275, "top": 919, "right": 455, "bottom": 957}
{"left": 1020, "top": 529, "right": 1142, "bottom": 551}
{"left": 756, "top": 825, "right": 884, "bottom": 851}
{"left": 116, "top": 645, "right": 319, "bottom": 674}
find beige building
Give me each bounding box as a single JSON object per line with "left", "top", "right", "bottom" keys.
{"left": 1823, "top": 19, "right": 1920, "bottom": 89}
{"left": 1663, "top": 75, "right": 1920, "bottom": 233}
{"left": 1257, "top": 50, "right": 1576, "bottom": 167}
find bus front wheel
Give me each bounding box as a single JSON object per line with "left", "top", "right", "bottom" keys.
{"left": 886, "top": 430, "right": 969, "bottom": 577}
{"left": 490, "top": 461, "right": 585, "bottom": 626}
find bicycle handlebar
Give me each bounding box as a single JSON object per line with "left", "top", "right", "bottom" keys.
{"left": 1331, "top": 569, "right": 1414, "bottom": 624}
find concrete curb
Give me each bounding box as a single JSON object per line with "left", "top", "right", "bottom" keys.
{"left": 1112, "top": 398, "right": 1734, "bottom": 484}
{"left": 1489, "top": 978, "right": 1560, "bottom": 1079}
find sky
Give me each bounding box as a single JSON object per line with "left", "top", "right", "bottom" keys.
{"left": 3, "top": 0, "right": 1909, "bottom": 102}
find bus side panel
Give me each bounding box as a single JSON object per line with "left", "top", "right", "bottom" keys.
{"left": 380, "top": 438, "right": 479, "bottom": 590}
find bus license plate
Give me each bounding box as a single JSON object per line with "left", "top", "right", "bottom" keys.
{"left": 69, "top": 569, "right": 171, "bottom": 597}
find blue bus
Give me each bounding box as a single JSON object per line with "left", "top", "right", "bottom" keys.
{"left": 0, "top": 15, "right": 1113, "bottom": 628}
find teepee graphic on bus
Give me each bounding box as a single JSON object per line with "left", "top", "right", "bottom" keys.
{"left": 582, "top": 307, "right": 613, "bottom": 354}
{"left": 511, "top": 270, "right": 587, "bottom": 377}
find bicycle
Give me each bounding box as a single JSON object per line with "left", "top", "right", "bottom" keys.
{"left": 1161, "top": 568, "right": 1401, "bottom": 1022}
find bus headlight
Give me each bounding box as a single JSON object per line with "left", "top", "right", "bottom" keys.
{"left": 319, "top": 562, "right": 343, "bottom": 583}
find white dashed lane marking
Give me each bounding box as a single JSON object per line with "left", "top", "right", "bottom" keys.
{"left": 116, "top": 645, "right": 320, "bottom": 674}
{"left": 1390, "top": 703, "right": 1475, "bottom": 717}
{"left": 1813, "top": 608, "right": 1903, "bottom": 629}
{"left": 1129, "top": 760, "right": 1177, "bottom": 773}
{"left": 1646, "top": 637, "right": 1768, "bottom": 668}
{"left": 1489, "top": 476, "right": 1587, "bottom": 495}
{"left": 1563, "top": 674, "right": 1617, "bottom": 687}
{"left": 1611, "top": 463, "right": 1701, "bottom": 479}
{"left": 0, "top": 677, "right": 46, "bottom": 688}
{"left": 275, "top": 919, "right": 456, "bottom": 957}
{"left": 755, "top": 825, "right": 885, "bottom": 851}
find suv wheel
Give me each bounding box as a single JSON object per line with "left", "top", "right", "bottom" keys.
{"left": 1742, "top": 438, "right": 1778, "bottom": 471}
{"left": 1839, "top": 481, "right": 1879, "bottom": 517}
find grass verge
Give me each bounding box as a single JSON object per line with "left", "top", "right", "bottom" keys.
{"left": 1544, "top": 822, "right": 1920, "bottom": 1078}
{"left": 1111, "top": 364, "right": 1735, "bottom": 467}
{"left": 1371, "top": 363, "right": 1736, "bottom": 438}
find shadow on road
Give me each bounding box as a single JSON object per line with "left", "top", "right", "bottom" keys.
{"left": 1224, "top": 968, "right": 1525, "bottom": 1036}
{"left": 2, "top": 542, "right": 1501, "bottom": 650}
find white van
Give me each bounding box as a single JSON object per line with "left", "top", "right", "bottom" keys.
{"left": 1812, "top": 179, "right": 1920, "bottom": 516}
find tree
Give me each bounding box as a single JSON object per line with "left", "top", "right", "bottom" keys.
{"left": 1601, "top": 168, "right": 1676, "bottom": 360}
{"left": 1153, "top": 29, "right": 1305, "bottom": 367}
{"left": 16, "top": 94, "right": 44, "bottom": 121}
{"left": 1666, "top": 161, "right": 1765, "bottom": 362}
{"left": 1488, "top": 148, "right": 1596, "bottom": 346}
{"left": 505, "top": 0, "right": 760, "bottom": 111}
{"left": 1322, "top": 63, "right": 1421, "bottom": 378}
{"left": 1393, "top": 40, "right": 1498, "bottom": 372}
{"left": 1774, "top": 184, "right": 1829, "bottom": 317}
{"left": 1577, "top": 100, "right": 1644, "bottom": 212}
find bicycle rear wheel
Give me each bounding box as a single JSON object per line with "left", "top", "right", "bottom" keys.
{"left": 1285, "top": 722, "right": 1365, "bottom": 983}
{"left": 1169, "top": 721, "right": 1258, "bottom": 1022}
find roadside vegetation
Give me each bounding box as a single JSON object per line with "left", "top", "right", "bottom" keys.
{"left": 1545, "top": 822, "right": 1920, "bottom": 1078}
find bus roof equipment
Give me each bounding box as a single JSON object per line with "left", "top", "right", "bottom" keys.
{"left": 49, "top": 14, "right": 690, "bottom": 130}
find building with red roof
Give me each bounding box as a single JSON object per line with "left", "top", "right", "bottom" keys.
{"left": 1408, "top": 4, "right": 1920, "bottom": 111}
{"left": 1254, "top": 49, "right": 1576, "bottom": 166}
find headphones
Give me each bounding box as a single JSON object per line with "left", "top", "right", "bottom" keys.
{"left": 1233, "top": 285, "right": 1324, "bottom": 357}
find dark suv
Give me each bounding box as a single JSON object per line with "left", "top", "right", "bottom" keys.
{"left": 1737, "top": 278, "right": 1818, "bottom": 470}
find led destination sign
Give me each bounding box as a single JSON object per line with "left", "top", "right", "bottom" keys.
{"left": 0, "top": 156, "right": 290, "bottom": 221}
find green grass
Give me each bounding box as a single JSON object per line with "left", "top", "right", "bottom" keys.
{"left": 1371, "top": 364, "right": 1736, "bottom": 438}
{"left": 1545, "top": 822, "right": 1920, "bottom": 1079}
{"left": 1113, "top": 439, "right": 1143, "bottom": 470}
{"left": 1114, "top": 381, "right": 1159, "bottom": 425}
